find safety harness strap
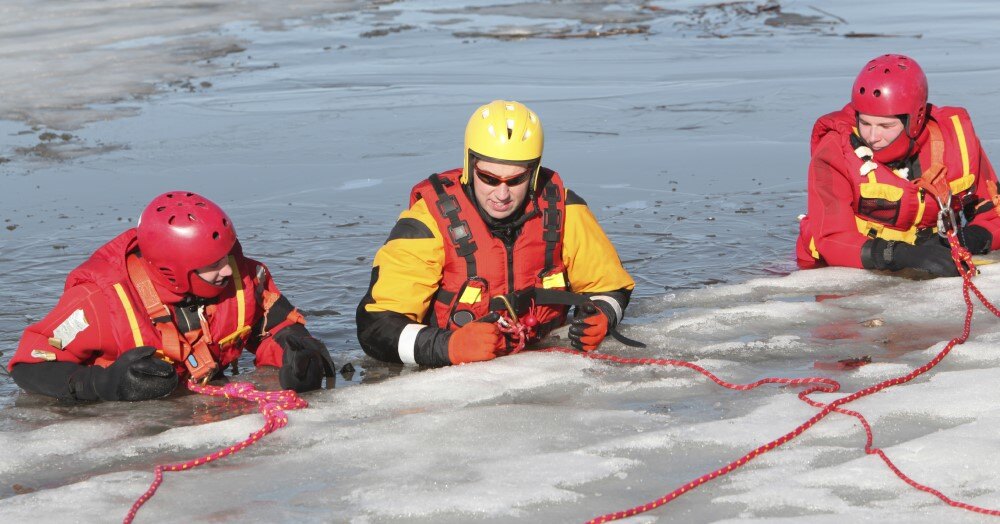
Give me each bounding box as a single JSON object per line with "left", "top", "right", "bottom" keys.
{"left": 125, "top": 254, "right": 217, "bottom": 383}
{"left": 541, "top": 182, "right": 562, "bottom": 273}
{"left": 914, "top": 120, "right": 950, "bottom": 205}
{"left": 429, "top": 173, "right": 478, "bottom": 278}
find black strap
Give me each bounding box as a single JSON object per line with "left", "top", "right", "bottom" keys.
{"left": 541, "top": 182, "right": 562, "bottom": 273}
{"left": 429, "top": 174, "right": 478, "bottom": 278}
{"left": 434, "top": 289, "right": 456, "bottom": 305}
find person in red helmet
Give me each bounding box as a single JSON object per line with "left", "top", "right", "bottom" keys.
{"left": 797, "top": 54, "right": 1000, "bottom": 276}
{"left": 8, "top": 191, "right": 334, "bottom": 401}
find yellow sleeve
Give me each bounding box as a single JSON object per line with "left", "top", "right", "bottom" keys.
{"left": 562, "top": 198, "right": 635, "bottom": 293}
{"left": 365, "top": 198, "right": 445, "bottom": 322}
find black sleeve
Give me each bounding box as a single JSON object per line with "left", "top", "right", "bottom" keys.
{"left": 10, "top": 361, "right": 87, "bottom": 401}
{"left": 356, "top": 267, "right": 452, "bottom": 367}
{"left": 576, "top": 287, "right": 633, "bottom": 327}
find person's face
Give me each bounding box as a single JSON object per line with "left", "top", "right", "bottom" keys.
{"left": 471, "top": 160, "right": 532, "bottom": 220}
{"left": 858, "top": 113, "right": 905, "bottom": 151}
{"left": 194, "top": 255, "right": 232, "bottom": 286}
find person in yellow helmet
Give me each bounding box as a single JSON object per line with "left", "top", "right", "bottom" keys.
{"left": 357, "top": 100, "right": 635, "bottom": 366}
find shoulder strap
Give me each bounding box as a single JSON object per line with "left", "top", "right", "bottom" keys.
{"left": 540, "top": 180, "right": 563, "bottom": 273}
{"left": 914, "top": 120, "right": 951, "bottom": 205}
{"left": 125, "top": 254, "right": 217, "bottom": 383}
{"left": 428, "top": 173, "right": 478, "bottom": 278}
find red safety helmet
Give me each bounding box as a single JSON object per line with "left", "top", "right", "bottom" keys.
{"left": 851, "top": 54, "right": 928, "bottom": 139}
{"left": 136, "top": 191, "right": 237, "bottom": 298}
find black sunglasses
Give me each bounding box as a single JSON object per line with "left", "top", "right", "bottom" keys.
{"left": 474, "top": 167, "right": 531, "bottom": 187}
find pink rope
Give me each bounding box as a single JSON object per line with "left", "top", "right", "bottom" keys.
{"left": 581, "top": 232, "right": 1000, "bottom": 522}
{"left": 123, "top": 382, "right": 308, "bottom": 523}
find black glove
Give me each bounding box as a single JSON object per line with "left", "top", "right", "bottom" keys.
{"left": 275, "top": 324, "right": 335, "bottom": 392}
{"left": 568, "top": 301, "right": 614, "bottom": 352}
{"left": 957, "top": 225, "right": 993, "bottom": 255}
{"left": 72, "top": 346, "right": 178, "bottom": 401}
{"left": 862, "top": 238, "right": 959, "bottom": 277}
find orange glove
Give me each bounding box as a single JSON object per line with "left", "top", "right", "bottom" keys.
{"left": 569, "top": 303, "right": 610, "bottom": 352}
{"left": 448, "top": 322, "right": 504, "bottom": 365}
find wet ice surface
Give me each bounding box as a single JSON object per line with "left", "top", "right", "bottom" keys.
{"left": 3, "top": 0, "right": 1000, "bottom": 522}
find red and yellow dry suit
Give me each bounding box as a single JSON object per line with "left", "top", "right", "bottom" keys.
{"left": 797, "top": 104, "right": 1000, "bottom": 268}
{"left": 9, "top": 229, "right": 301, "bottom": 380}
{"left": 357, "top": 168, "right": 635, "bottom": 366}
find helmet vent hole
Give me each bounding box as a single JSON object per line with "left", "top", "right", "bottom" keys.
{"left": 858, "top": 87, "right": 866, "bottom": 95}
{"left": 873, "top": 89, "right": 881, "bottom": 97}
{"left": 159, "top": 268, "right": 176, "bottom": 284}
{"left": 883, "top": 68, "right": 891, "bottom": 74}
{"left": 212, "top": 231, "right": 220, "bottom": 240}
{"left": 223, "top": 218, "right": 229, "bottom": 227}
{"left": 187, "top": 213, "right": 196, "bottom": 221}
{"left": 156, "top": 206, "right": 166, "bottom": 212}
{"left": 195, "top": 202, "right": 207, "bottom": 208}
{"left": 185, "top": 192, "right": 194, "bottom": 197}
{"left": 167, "top": 215, "right": 176, "bottom": 225}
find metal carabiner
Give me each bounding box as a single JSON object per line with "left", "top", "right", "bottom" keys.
{"left": 935, "top": 192, "right": 958, "bottom": 238}
{"left": 494, "top": 295, "right": 519, "bottom": 324}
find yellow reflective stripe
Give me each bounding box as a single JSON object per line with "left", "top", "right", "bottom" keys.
{"left": 458, "top": 286, "right": 482, "bottom": 304}
{"left": 854, "top": 217, "right": 921, "bottom": 244}
{"left": 218, "top": 325, "right": 252, "bottom": 346}
{"left": 952, "top": 115, "right": 970, "bottom": 175}
{"left": 113, "top": 283, "right": 144, "bottom": 347}
{"left": 228, "top": 255, "right": 245, "bottom": 331}
{"left": 859, "top": 180, "right": 904, "bottom": 201}
{"left": 541, "top": 272, "right": 566, "bottom": 289}
{"left": 808, "top": 237, "right": 819, "bottom": 260}
{"left": 948, "top": 115, "right": 976, "bottom": 194}
{"left": 950, "top": 173, "right": 976, "bottom": 194}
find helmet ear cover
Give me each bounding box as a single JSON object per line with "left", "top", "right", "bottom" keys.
{"left": 136, "top": 191, "right": 237, "bottom": 297}
{"left": 851, "top": 54, "right": 928, "bottom": 139}
{"left": 462, "top": 100, "right": 544, "bottom": 191}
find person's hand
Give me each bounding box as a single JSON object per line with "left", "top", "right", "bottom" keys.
{"left": 569, "top": 302, "right": 611, "bottom": 352}
{"left": 890, "top": 241, "right": 960, "bottom": 277}
{"left": 75, "top": 346, "right": 178, "bottom": 401}
{"left": 275, "top": 324, "right": 335, "bottom": 392}
{"left": 957, "top": 225, "right": 992, "bottom": 255}
{"left": 447, "top": 322, "right": 503, "bottom": 365}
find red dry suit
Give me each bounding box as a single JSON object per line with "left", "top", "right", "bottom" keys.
{"left": 9, "top": 229, "right": 296, "bottom": 377}
{"left": 797, "top": 104, "right": 1000, "bottom": 268}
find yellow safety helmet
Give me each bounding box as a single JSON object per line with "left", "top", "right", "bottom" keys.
{"left": 462, "top": 100, "right": 544, "bottom": 191}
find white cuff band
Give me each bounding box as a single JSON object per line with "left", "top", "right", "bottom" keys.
{"left": 398, "top": 324, "right": 426, "bottom": 365}
{"left": 590, "top": 295, "right": 623, "bottom": 325}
